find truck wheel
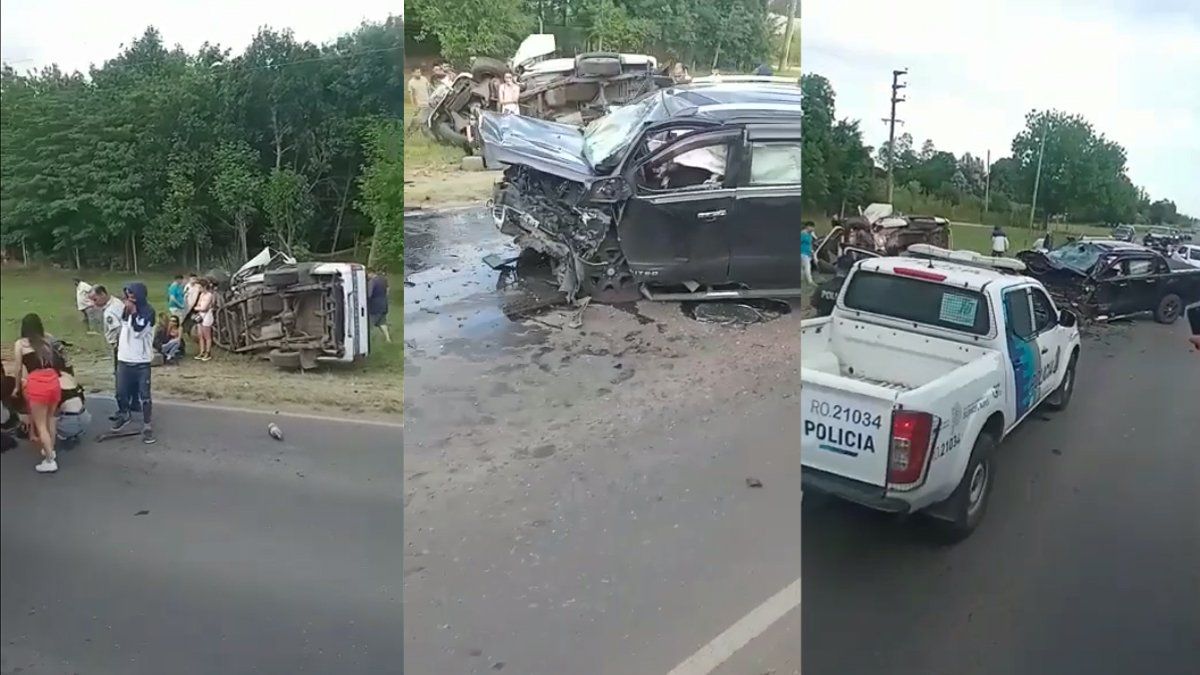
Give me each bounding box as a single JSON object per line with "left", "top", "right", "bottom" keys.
{"left": 267, "top": 349, "right": 302, "bottom": 370}
{"left": 471, "top": 57, "right": 508, "bottom": 79}
{"left": 1154, "top": 293, "right": 1182, "bottom": 324}
{"left": 582, "top": 233, "right": 639, "bottom": 303}
{"left": 932, "top": 433, "right": 996, "bottom": 543}
{"left": 1044, "top": 351, "right": 1077, "bottom": 411}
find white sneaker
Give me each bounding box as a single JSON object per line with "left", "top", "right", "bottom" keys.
{"left": 35, "top": 458, "right": 58, "bottom": 473}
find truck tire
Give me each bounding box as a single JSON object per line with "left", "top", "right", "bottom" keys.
{"left": 471, "top": 57, "right": 508, "bottom": 79}
{"left": 1044, "top": 351, "right": 1078, "bottom": 411}
{"left": 264, "top": 267, "right": 300, "bottom": 288}
{"left": 267, "top": 349, "right": 302, "bottom": 370}
{"left": 575, "top": 52, "right": 622, "bottom": 77}
{"left": 932, "top": 432, "right": 996, "bottom": 543}
{"left": 1154, "top": 293, "right": 1182, "bottom": 324}
{"left": 433, "top": 120, "right": 471, "bottom": 149}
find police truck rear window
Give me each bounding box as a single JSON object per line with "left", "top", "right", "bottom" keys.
{"left": 842, "top": 271, "right": 992, "bottom": 335}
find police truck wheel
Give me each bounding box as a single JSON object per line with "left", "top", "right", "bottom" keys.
{"left": 932, "top": 432, "right": 996, "bottom": 543}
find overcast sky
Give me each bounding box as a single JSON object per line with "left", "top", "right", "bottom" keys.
{"left": 1, "top": 1, "right": 397, "bottom": 73}
{"left": 805, "top": 0, "right": 1200, "bottom": 216}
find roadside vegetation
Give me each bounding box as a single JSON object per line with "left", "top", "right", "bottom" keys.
{"left": 1, "top": 18, "right": 405, "bottom": 416}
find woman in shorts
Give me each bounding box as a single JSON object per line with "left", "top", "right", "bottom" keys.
{"left": 194, "top": 279, "right": 216, "bottom": 361}
{"left": 12, "top": 314, "right": 64, "bottom": 473}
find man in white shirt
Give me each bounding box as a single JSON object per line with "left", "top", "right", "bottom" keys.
{"left": 111, "top": 282, "right": 157, "bottom": 444}
{"left": 74, "top": 278, "right": 95, "bottom": 332}
{"left": 991, "top": 226, "right": 1010, "bottom": 256}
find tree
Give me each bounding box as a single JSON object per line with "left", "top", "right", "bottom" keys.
{"left": 262, "top": 168, "right": 313, "bottom": 256}
{"left": 1148, "top": 199, "right": 1178, "bottom": 225}
{"left": 212, "top": 141, "right": 264, "bottom": 261}
{"left": 409, "top": 0, "right": 532, "bottom": 65}
{"left": 358, "top": 118, "right": 404, "bottom": 272}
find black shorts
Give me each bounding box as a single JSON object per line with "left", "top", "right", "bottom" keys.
{"left": 370, "top": 312, "right": 388, "bottom": 328}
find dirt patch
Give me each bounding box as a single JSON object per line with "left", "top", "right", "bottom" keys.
{"left": 405, "top": 166, "right": 499, "bottom": 209}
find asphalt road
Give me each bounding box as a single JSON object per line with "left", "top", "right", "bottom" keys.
{"left": 1, "top": 401, "right": 403, "bottom": 675}
{"left": 803, "top": 320, "right": 1200, "bottom": 675}
{"left": 403, "top": 209, "right": 805, "bottom": 674}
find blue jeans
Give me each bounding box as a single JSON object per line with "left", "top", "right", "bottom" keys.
{"left": 116, "top": 362, "right": 152, "bottom": 425}
{"left": 161, "top": 338, "right": 183, "bottom": 362}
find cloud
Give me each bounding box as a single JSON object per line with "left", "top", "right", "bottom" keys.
{"left": 805, "top": 0, "right": 1200, "bottom": 215}
{"left": 1, "top": 0, "right": 397, "bottom": 73}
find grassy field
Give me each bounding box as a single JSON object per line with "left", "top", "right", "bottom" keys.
{"left": 0, "top": 266, "right": 402, "bottom": 418}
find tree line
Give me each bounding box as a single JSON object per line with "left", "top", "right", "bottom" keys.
{"left": 0, "top": 16, "right": 405, "bottom": 273}
{"left": 408, "top": 0, "right": 790, "bottom": 73}
{"left": 801, "top": 73, "right": 1194, "bottom": 227}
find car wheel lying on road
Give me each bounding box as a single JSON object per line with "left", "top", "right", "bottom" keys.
{"left": 1045, "top": 351, "right": 1078, "bottom": 411}
{"left": 1155, "top": 293, "right": 1182, "bottom": 324}
{"left": 931, "top": 432, "right": 996, "bottom": 543}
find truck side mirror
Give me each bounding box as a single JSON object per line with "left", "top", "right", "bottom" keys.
{"left": 1059, "top": 309, "right": 1077, "bottom": 328}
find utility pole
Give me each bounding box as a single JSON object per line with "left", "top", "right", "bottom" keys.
{"left": 778, "top": 0, "right": 799, "bottom": 72}
{"left": 884, "top": 69, "right": 907, "bottom": 204}
{"left": 1028, "top": 115, "right": 1048, "bottom": 229}
{"left": 984, "top": 149, "right": 991, "bottom": 218}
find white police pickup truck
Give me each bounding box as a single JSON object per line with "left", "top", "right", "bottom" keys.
{"left": 801, "top": 246, "right": 1082, "bottom": 541}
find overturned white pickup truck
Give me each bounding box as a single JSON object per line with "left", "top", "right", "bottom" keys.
{"left": 212, "top": 248, "right": 370, "bottom": 370}
{"left": 801, "top": 246, "right": 1082, "bottom": 541}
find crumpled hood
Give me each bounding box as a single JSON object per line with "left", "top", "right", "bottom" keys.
{"left": 478, "top": 112, "right": 596, "bottom": 184}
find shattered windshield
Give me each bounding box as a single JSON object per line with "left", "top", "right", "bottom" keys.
{"left": 582, "top": 95, "right": 661, "bottom": 169}
{"left": 1047, "top": 242, "right": 1107, "bottom": 273}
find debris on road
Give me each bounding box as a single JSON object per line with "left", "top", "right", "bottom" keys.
{"left": 268, "top": 423, "right": 284, "bottom": 441}
{"left": 746, "top": 477, "right": 764, "bottom": 488}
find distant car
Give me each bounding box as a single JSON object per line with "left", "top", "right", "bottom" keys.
{"left": 485, "top": 81, "right": 803, "bottom": 302}
{"left": 1143, "top": 226, "right": 1180, "bottom": 251}
{"left": 1172, "top": 244, "right": 1200, "bottom": 269}
{"left": 1111, "top": 224, "right": 1136, "bottom": 242}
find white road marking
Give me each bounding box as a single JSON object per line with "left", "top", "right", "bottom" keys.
{"left": 666, "top": 577, "right": 801, "bottom": 675}
{"left": 88, "top": 395, "right": 404, "bottom": 429}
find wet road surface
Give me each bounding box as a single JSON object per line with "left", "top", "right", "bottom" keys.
{"left": 1, "top": 401, "right": 403, "bottom": 675}
{"left": 403, "top": 209, "right": 806, "bottom": 674}
{"left": 803, "top": 320, "right": 1200, "bottom": 675}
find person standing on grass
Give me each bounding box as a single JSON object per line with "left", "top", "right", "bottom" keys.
{"left": 800, "top": 221, "right": 816, "bottom": 285}
{"left": 12, "top": 314, "right": 63, "bottom": 472}
{"left": 193, "top": 279, "right": 216, "bottom": 361}
{"left": 408, "top": 67, "right": 432, "bottom": 128}
{"left": 74, "top": 278, "right": 95, "bottom": 331}
{"left": 111, "top": 283, "right": 156, "bottom": 444}
{"left": 167, "top": 274, "right": 186, "bottom": 319}
{"left": 991, "top": 226, "right": 1010, "bottom": 256}
{"left": 498, "top": 72, "right": 521, "bottom": 115}
{"left": 182, "top": 272, "right": 201, "bottom": 336}
{"left": 368, "top": 270, "right": 392, "bottom": 343}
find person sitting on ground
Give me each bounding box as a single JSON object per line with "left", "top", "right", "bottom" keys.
{"left": 50, "top": 341, "right": 91, "bottom": 449}
{"left": 154, "top": 314, "right": 185, "bottom": 364}
{"left": 12, "top": 313, "right": 64, "bottom": 473}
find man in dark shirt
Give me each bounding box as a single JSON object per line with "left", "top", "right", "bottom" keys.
{"left": 367, "top": 270, "right": 391, "bottom": 343}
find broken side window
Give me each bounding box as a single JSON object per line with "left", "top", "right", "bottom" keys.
{"left": 1127, "top": 259, "right": 1154, "bottom": 276}
{"left": 640, "top": 140, "right": 730, "bottom": 191}
{"left": 748, "top": 142, "right": 802, "bottom": 185}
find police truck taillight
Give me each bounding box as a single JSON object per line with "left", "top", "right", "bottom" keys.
{"left": 889, "top": 411, "right": 935, "bottom": 487}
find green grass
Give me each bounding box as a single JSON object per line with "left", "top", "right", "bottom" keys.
{"left": 404, "top": 105, "right": 468, "bottom": 174}
{"left": 1, "top": 266, "right": 402, "bottom": 417}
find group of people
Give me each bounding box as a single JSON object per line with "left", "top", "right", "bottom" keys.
{"left": 3, "top": 281, "right": 161, "bottom": 473}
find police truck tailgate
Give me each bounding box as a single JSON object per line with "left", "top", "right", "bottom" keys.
{"left": 801, "top": 374, "right": 897, "bottom": 487}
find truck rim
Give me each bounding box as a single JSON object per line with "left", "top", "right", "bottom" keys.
{"left": 967, "top": 462, "right": 988, "bottom": 515}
